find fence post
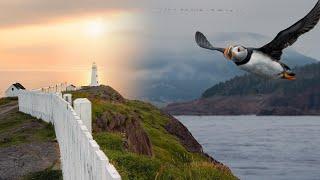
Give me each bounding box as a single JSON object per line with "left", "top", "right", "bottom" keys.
{"left": 63, "top": 94, "right": 72, "bottom": 105}
{"left": 73, "top": 98, "right": 92, "bottom": 133}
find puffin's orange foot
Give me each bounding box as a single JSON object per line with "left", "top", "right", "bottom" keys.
{"left": 282, "top": 72, "right": 296, "bottom": 80}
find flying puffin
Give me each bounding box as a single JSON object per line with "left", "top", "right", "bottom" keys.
{"left": 195, "top": 0, "right": 320, "bottom": 80}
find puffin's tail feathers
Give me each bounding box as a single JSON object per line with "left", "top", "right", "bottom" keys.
{"left": 195, "top": 31, "right": 224, "bottom": 53}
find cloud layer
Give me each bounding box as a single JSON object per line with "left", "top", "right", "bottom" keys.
{"left": 0, "top": 0, "right": 149, "bottom": 27}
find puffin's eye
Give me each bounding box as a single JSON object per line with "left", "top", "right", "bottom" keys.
{"left": 237, "top": 48, "right": 241, "bottom": 52}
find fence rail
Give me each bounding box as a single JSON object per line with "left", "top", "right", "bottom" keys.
{"left": 31, "top": 83, "right": 81, "bottom": 93}
{"left": 18, "top": 90, "right": 121, "bottom": 180}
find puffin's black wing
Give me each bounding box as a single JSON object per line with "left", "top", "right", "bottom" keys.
{"left": 259, "top": 0, "right": 320, "bottom": 60}
{"left": 195, "top": 31, "right": 224, "bottom": 53}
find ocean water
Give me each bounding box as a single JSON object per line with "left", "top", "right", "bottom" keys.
{"left": 177, "top": 116, "right": 320, "bottom": 180}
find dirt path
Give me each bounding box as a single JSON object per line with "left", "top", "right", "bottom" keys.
{"left": 0, "top": 99, "right": 61, "bottom": 179}
{"left": 0, "top": 101, "right": 18, "bottom": 116}
{"left": 0, "top": 142, "right": 60, "bottom": 180}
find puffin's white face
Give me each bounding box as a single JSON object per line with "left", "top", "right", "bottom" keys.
{"left": 231, "top": 45, "right": 248, "bottom": 61}
{"left": 224, "top": 45, "right": 248, "bottom": 62}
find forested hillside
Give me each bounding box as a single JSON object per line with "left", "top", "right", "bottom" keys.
{"left": 202, "top": 63, "right": 320, "bottom": 98}
{"left": 164, "top": 63, "right": 320, "bottom": 115}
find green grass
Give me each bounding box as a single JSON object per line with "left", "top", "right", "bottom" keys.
{"left": 95, "top": 132, "right": 162, "bottom": 179}
{"left": 23, "top": 169, "right": 62, "bottom": 180}
{"left": 72, "top": 91, "right": 237, "bottom": 180}
{"left": 0, "top": 110, "right": 56, "bottom": 147}
{"left": 0, "top": 97, "right": 17, "bottom": 106}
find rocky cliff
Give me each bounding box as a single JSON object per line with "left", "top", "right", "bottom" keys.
{"left": 72, "top": 85, "right": 237, "bottom": 180}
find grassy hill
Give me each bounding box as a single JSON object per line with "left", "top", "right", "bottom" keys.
{"left": 71, "top": 86, "right": 237, "bottom": 180}
{"left": 0, "top": 85, "right": 237, "bottom": 179}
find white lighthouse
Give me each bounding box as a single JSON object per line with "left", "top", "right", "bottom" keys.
{"left": 90, "top": 62, "right": 99, "bottom": 86}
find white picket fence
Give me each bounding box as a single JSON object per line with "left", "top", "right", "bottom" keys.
{"left": 18, "top": 90, "right": 121, "bottom": 180}
{"left": 31, "top": 83, "right": 80, "bottom": 93}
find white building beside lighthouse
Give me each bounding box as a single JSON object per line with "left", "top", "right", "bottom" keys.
{"left": 90, "top": 62, "right": 99, "bottom": 86}
{"left": 5, "top": 83, "right": 26, "bottom": 97}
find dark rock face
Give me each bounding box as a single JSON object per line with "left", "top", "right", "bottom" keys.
{"left": 96, "top": 110, "right": 153, "bottom": 157}
{"left": 163, "top": 112, "right": 203, "bottom": 153}
{"left": 162, "top": 112, "right": 234, "bottom": 172}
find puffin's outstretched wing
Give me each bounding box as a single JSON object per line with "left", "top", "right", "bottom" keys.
{"left": 195, "top": 31, "right": 224, "bottom": 53}
{"left": 259, "top": 0, "right": 320, "bottom": 60}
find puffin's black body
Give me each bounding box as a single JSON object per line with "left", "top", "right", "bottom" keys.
{"left": 195, "top": 0, "right": 320, "bottom": 80}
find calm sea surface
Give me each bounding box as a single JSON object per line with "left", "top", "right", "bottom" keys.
{"left": 177, "top": 116, "right": 320, "bottom": 180}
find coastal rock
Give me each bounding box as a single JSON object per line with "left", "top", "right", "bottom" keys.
{"left": 96, "top": 110, "right": 153, "bottom": 156}
{"left": 163, "top": 112, "right": 203, "bottom": 153}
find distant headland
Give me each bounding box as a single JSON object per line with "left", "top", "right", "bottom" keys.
{"left": 164, "top": 63, "right": 320, "bottom": 116}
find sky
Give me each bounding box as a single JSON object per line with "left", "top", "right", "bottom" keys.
{"left": 0, "top": 0, "right": 148, "bottom": 97}
{"left": 146, "top": 0, "right": 320, "bottom": 56}
{"left": 0, "top": 0, "right": 319, "bottom": 98}
{"left": 133, "top": 0, "right": 320, "bottom": 100}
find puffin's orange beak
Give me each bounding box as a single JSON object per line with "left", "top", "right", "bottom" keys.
{"left": 224, "top": 46, "right": 233, "bottom": 60}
